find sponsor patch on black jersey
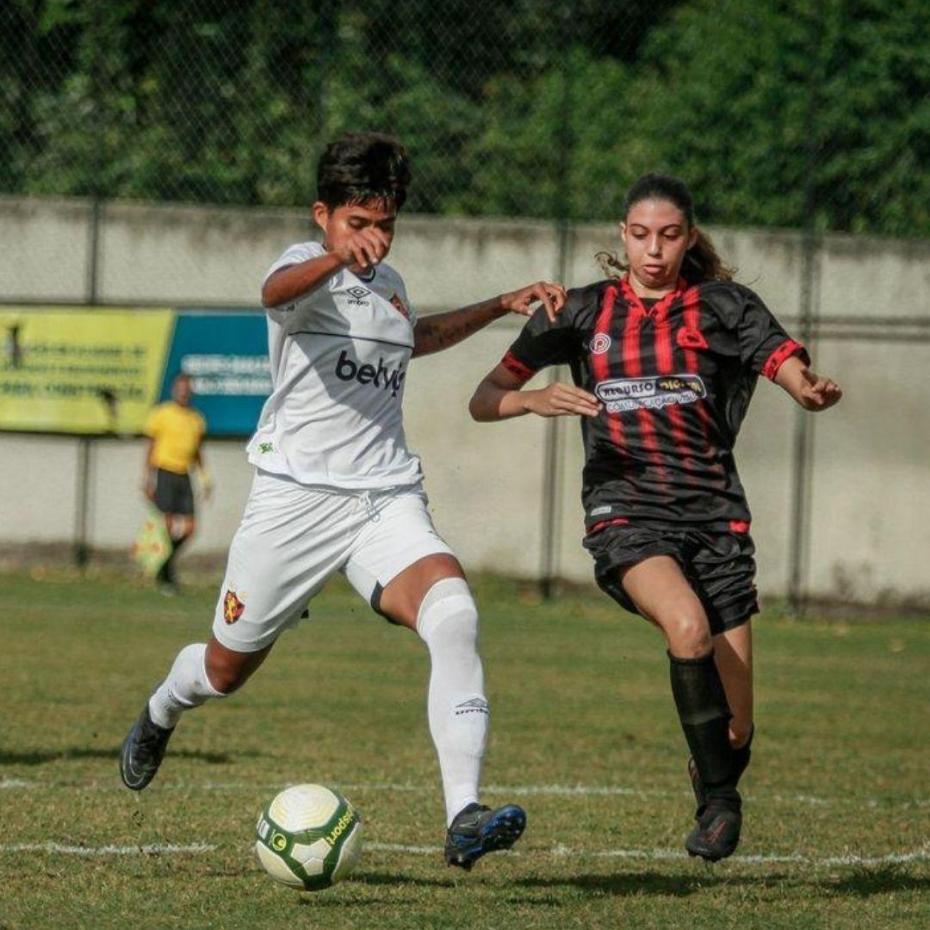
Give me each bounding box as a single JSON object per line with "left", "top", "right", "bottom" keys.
{"left": 595, "top": 373, "right": 707, "bottom": 412}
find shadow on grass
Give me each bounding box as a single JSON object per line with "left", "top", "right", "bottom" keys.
{"left": 517, "top": 867, "right": 930, "bottom": 898}
{"left": 0, "top": 747, "right": 236, "bottom": 766}
{"left": 350, "top": 870, "right": 454, "bottom": 889}
{"left": 290, "top": 870, "right": 454, "bottom": 905}
{"left": 517, "top": 871, "right": 706, "bottom": 897}
{"left": 825, "top": 868, "right": 930, "bottom": 896}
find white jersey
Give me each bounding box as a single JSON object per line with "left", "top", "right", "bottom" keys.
{"left": 246, "top": 241, "right": 423, "bottom": 489}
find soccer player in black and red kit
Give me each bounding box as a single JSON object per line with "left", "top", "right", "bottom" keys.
{"left": 470, "top": 173, "right": 842, "bottom": 862}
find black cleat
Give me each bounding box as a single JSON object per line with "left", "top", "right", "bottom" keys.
{"left": 685, "top": 798, "right": 742, "bottom": 862}
{"left": 444, "top": 802, "right": 526, "bottom": 871}
{"left": 119, "top": 704, "right": 174, "bottom": 791}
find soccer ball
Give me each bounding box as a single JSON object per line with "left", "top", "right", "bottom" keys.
{"left": 255, "top": 784, "right": 363, "bottom": 891}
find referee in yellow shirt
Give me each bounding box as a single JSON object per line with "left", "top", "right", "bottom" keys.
{"left": 143, "top": 373, "right": 211, "bottom": 590}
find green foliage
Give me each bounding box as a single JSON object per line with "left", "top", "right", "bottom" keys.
{"left": 2, "top": 0, "right": 929, "bottom": 235}
{"left": 631, "top": 0, "right": 930, "bottom": 235}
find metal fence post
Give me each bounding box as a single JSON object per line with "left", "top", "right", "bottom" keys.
{"left": 539, "top": 4, "right": 575, "bottom": 599}
{"left": 73, "top": 3, "right": 108, "bottom": 570}
{"left": 787, "top": 233, "right": 820, "bottom": 614}
{"left": 787, "top": 0, "right": 826, "bottom": 614}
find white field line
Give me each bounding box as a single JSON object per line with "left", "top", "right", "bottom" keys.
{"left": 2, "top": 777, "right": 928, "bottom": 810}
{"left": 369, "top": 841, "right": 930, "bottom": 869}
{"left": 1, "top": 838, "right": 927, "bottom": 869}
{"left": 0, "top": 842, "right": 216, "bottom": 857}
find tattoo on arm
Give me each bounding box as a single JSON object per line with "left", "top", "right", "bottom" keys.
{"left": 414, "top": 303, "right": 502, "bottom": 357}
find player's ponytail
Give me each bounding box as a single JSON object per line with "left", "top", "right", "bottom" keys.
{"left": 597, "top": 173, "right": 735, "bottom": 283}
{"left": 682, "top": 228, "right": 735, "bottom": 283}
{"left": 595, "top": 249, "right": 626, "bottom": 278}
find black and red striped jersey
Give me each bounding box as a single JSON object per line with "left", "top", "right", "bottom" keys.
{"left": 502, "top": 276, "right": 809, "bottom": 530}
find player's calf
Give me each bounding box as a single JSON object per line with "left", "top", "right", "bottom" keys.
{"left": 669, "top": 651, "right": 748, "bottom": 860}
{"left": 120, "top": 642, "right": 227, "bottom": 790}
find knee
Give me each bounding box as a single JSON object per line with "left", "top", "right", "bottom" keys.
{"left": 204, "top": 655, "right": 250, "bottom": 694}
{"left": 664, "top": 613, "right": 712, "bottom": 658}
{"left": 416, "top": 578, "right": 479, "bottom": 648}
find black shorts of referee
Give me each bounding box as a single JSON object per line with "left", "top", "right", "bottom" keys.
{"left": 584, "top": 520, "right": 759, "bottom": 635}
{"left": 153, "top": 468, "right": 195, "bottom": 516}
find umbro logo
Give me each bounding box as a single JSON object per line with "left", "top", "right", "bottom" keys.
{"left": 454, "top": 697, "right": 490, "bottom": 717}
{"left": 345, "top": 286, "right": 371, "bottom": 305}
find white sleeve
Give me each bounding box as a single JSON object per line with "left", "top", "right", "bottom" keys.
{"left": 262, "top": 241, "right": 326, "bottom": 287}
{"left": 400, "top": 278, "right": 417, "bottom": 327}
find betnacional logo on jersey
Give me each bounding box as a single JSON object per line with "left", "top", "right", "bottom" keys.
{"left": 335, "top": 349, "right": 406, "bottom": 397}
{"left": 589, "top": 333, "right": 612, "bottom": 355}
{"left": 389, "top": 292, "right": 410, "bottom": 320}
{"left": 595, "top": 373, "right": 707, "bottom": 413}
{"left": 223, "top": 589, "right": 245, "bottom": 624}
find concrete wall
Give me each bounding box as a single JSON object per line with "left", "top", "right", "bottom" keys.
{"left": 1, "top": 196, "right": 929, "bottom": 606}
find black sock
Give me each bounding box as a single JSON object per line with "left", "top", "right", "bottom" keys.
{"left": 157, "top": 534, "right": 189, "bottom": 584}
{"left": 155, "top": 540, "right": 175, "bottom": 583}
{"left": 668, "top": 651, "right": 739, "bottom": 805}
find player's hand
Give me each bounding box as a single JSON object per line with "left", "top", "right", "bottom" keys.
{"left": 142, "top": 478, "right": 155, "bottom": 502}
{"left": 500, "top": 281, "right": 567, "bottom": 323}
{"left": 333, "top": 227, "right": 391, "bottom": 273}
{"left": 798, "top": 369, "right": 842, "bottom": 411}
{"left": 524, "top": 382, "right": 602, "bottom": 418}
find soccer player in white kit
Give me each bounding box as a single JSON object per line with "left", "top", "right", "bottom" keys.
{"left": 119, "top": 132, "right": 567, "bottom": 870}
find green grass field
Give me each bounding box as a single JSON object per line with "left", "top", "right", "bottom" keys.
{"left": 1, "top": 568, "right": 928, "bottom": 930}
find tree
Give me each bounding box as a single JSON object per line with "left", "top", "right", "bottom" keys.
{"left": 2, "top": 0, "right": 929, "bottom": 237}
{"left": 631, "top": 0, "right": 930, "bottom": 236}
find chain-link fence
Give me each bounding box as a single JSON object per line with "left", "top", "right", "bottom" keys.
{"left": 4, "top": 1, "right": 930, "bottom": 233}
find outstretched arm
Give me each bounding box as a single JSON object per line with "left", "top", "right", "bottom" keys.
{"left": 412, "top": 281, "right": 567, "bottom": 358}
{"left": 469, "top": 363, "right": 601, "bottom": 421}
{"left": 774, "top": 355, "right": 842, "bottom": 411}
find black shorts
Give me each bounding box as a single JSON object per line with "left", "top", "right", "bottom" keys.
{"left": 583, "top": 522, "right": 759, "bottom": 635}
{"left": 154, "top": 468, "right": 194, "bottom": 516}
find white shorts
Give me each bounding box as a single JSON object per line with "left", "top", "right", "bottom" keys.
{"left": 212, "top": 469, "right": 455, "bottom": 652}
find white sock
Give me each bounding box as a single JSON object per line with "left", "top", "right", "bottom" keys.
{"left": 416, "top": 578, "right": 488, "bottom": 826}
{"left": 148, "top": 643, "right": 225, "bottom": 729}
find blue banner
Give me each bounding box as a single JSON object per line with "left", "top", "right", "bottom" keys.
{"left": 159, "top": 310, "right": 270, "bottom": 436}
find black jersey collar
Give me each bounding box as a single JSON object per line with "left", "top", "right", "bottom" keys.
{"left": 620, "top": 275, "right": 688, "bottom": 321}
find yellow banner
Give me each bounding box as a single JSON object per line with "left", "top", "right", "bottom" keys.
{"left": 0, "top": 308, "right": 175, "bottom": 434}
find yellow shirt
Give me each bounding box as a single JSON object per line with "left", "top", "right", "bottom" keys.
{"left": 144, "top": 402, "right": 206, "bottom": 475}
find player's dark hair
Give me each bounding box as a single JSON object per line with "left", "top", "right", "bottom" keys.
{"left": 316, "top": 132, "right": 411, "bottom": 211}
{"left": 596, "top": 173, "right": 735, "bottom": 283}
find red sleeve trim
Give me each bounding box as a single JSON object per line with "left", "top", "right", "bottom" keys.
{"left": 728, "top": 520, "right": 751, "bottom": 535}
{"left": 501, "top": 351, "right": 537, "bottom": 386}
{"left": 762, "top": 339, "right": 809, "bottom": 381}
